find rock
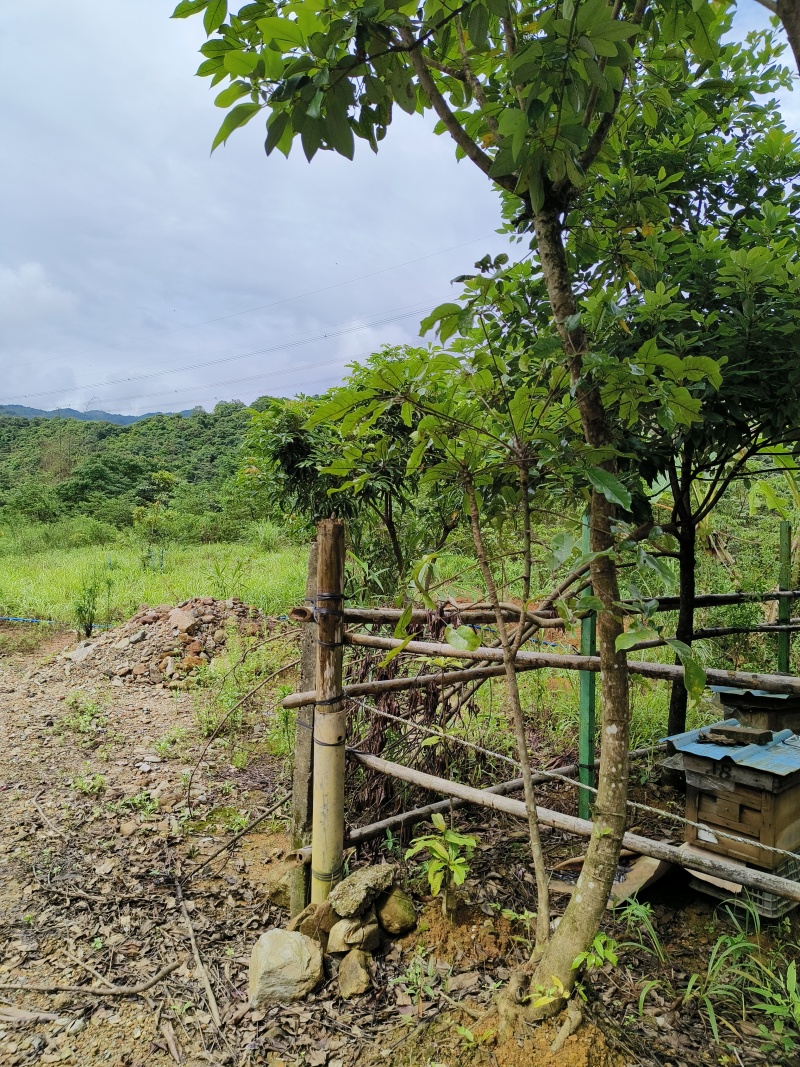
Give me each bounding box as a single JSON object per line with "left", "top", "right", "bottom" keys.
{"left": 375, "top": 886, "right": 416, "bottom": 936}
{"left": 168, "top": 608, "right": 198, "bottom": 634}
{"left": 263, "top": 861, "right": 295, "bottom": 909}
{"left": 129, "top": 629, "right": 146, "bottom": 644}
{"left": 213, "top": 629, "right": 227, "bottom": 644}
{"left": 65, "top": 643, "right": 94, "bottom": 664}
{"left": 338, "top": 950, "right": 372, "bottom": 999}
{"left": 327, "top": 909, "right": 381, "bottom": 954}
{"left": 327, "top": 865, "right": 394, "bottom": 918}
{"left": 115, "top": 665, "right": 132, "bottom": 677}
{"left": 182, "top": 655, "right": 205, "bottom": 671}
{"left": 286, "top": 903, "right": 317, "bottom": 933}
{"left": 248, "top": 930, "right": 323, "bottom": 1005}
{"left": 131, "top": 662, "right": 149, "bottom": 677}
{"left": 315, "top": 900, "right": 338, "bottom": 934}
{"left": 120, "top": 819, "right": 138, "bottom": 837}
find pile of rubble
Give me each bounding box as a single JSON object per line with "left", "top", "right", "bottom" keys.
{"left": 58, "top": 596, "right": 275, "bottom": 688}
{"left": 250, "top": 865, "right": 417, "bottom": 1003}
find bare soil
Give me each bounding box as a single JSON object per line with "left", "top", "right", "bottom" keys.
{"left": 1, "top": 621, "right": 797, "bottom": 1067}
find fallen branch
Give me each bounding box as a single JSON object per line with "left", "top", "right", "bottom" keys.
{"left": 175, "top": 881, "right": 221, "bottom": 1028}
{"left": 32, "top": 795, "right": 66, "bottom": 839}
{"left": 0, "top": 960, "right": 183, "bottom": 996}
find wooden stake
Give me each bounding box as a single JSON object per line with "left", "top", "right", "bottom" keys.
{"left": 779, "top": 521, "right": 792, "bottom": 674}
{"left": 310, "top": 519, "right": 346, "bottom": 903}
{"left": 349, "top": 751, "right": 800, "bottom": 905}
{"left": 290, "top": 541, "right": 318, "bottom": 916}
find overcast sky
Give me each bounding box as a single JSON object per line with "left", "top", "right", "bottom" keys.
{"left": 1, "top": 3, "right": 796, "bottom": 416}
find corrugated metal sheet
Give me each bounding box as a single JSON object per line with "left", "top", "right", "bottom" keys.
{"left": 665, "top": 719, "right": 800, "bottom": 776}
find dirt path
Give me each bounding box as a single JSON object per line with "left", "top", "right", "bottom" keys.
{"left": 0, "top": 627, "right": 296, "bottom": 1066}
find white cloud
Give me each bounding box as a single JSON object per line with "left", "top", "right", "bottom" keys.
{"left": 0, "top": 262, "right": 75, "bottom": 322}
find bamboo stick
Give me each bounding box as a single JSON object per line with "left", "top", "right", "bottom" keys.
{"left": 310, "top": 520, "right": 346, "bottom": 904}
{"left": 349, "top": 751, "right": 800, "bottom": 904}
{"left": 345, "top": 632, "right": 800, "bottom": 696}
{"left": 290, "top": 541, "right": 318, "bottom": 916}
{"left": 290, "top": 605, "right": 536, "bottom": 626}
{"left": 290, "top": 744, "right": 663, "bottom": 862}
{"left": 282, "top": 663, "right": 516, "bottom": 710}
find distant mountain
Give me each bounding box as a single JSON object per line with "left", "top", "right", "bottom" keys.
{"left": 0, "top": 404, "right": 195, "bottom": 425}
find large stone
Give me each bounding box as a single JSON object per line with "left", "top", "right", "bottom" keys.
{"left": 327, "top": 865, "right": 394, "bottom": 918}
{"left": 168, "top": 608, "right": 198, "bottom": 634}
{"left": 327, "top": 909, "right": 381, "bottom": 954}
{"left": 375, "top": 886, "right": 416, "bottom": 936}
{"left": 338, "top": 950, "right": 372, "bottom": 999}
{"left": 248, "top": 930, "right": 323, "bottom": 1006}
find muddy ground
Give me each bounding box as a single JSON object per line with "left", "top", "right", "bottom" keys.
{"left": 0, "top": 620, "right": 796, "bottom": 1067}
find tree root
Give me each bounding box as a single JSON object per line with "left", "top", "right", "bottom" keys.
{"left": 549, "top": 1001, "right": 583, "bottom": 1053}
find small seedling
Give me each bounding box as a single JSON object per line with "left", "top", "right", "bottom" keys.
{"left": 72, "top": 773, "right": 107, "bottom": 795}
{"left": 390, "top": 951, "right": 439, "bottom": 1004}
{"left": 453, "top": 1023, "right": 495, "bottom": 1047}
{"left": 405, "top": 813, "right": 476, "bottom": 918}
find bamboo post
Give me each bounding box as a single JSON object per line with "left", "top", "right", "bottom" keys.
{"left": 310, "top": 519, "right": 346, "bottom": 903}
{"left": 289, "top": 541, "right": 318, "bottom": 916}
{"left": 779, "top": 521, "right": 792, "bottom": 674}
{"left": 578, "top": 514, "right": 596, "bottom": 821}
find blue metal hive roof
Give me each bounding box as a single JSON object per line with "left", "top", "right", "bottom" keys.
{"left": 665, "top": 719, "right": 800, "bottom": 776}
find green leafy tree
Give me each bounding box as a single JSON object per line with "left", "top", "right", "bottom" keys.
{"left": 172, "top": 0, "right": 782, "bottom": 1019}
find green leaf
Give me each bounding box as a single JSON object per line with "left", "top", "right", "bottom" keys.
{"left": 431, "top": 812, "right": 446, "bottom": 831}
{"left": 223, "top": 50, "right": 258, "bottom": 75}
{"left": 665, "top": 639, "right": 707, "bottom": 705}
{"left": 172, "top": 0, "right": 209, "bottom": 18}
{"left": 215, "top": 80, "right": 251, "bottom": 108}
{"left": 444, "top": 624, "right": 481, "bottom": 651}
{"left": 641, "top": 100, "right": 657, "bottom": 128}
{"left": 379, "top": 633, "right": 413, "bottom": 667}
{"left": 324, "top": 105, "right": 354, "bottom": 159}
{"left": 203, "top": 0, "right": 227, "bottom": 33}
{"left": 467, "top": 2, "right": 490, "bottom": 51}
{"left": 586, "top": 468, "right": 632, "bottom": 510}
{"left": 257, "top": 15, "right": 305, "bottom": 48}
{"left": 393, "top": 604, "right": 413, "bottom": 639}
{"left": 211, "top": 102, "right": 261, "bottom": 151}
{"left": 615, "top": 624, "right": 659, "bottom": 651}
{"left": 265, "top": 110, "right": 290, "bottom": 155}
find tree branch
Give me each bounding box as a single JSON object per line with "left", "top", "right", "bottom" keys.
{"left": 399, "top": 27, "right": 514, "bottom": 191}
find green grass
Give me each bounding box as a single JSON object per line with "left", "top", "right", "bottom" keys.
{"left": 0, "top": 542, "right": 307, "bottom": 624}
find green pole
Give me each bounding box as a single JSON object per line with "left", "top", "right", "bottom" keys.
{"left": 778, "top": 520, "right": 791, "bottom": 674}
{"left": 579, "top": 514, "right": 597, "bottom": 821}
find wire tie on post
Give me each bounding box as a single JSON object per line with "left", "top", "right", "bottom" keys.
{"left": 311, "top": 865, "right": 344, "bottom": 883}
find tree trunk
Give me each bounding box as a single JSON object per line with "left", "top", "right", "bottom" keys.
{"left": 508, "top": 203, "right": 630, "bottom": 1018}
{"left": 667, "top": 521, "right": 696, "bottom": 736}
{"left": 777, "top": 0, "right": 800, "bottom": 76}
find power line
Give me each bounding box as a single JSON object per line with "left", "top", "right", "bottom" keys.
{"left": 64, "top": 353, "right": 370, "bottom": 412}
{"left": 19, "top": 232, "right": 499, "bottom": 370}
{"left": 1, "top": 301, "right": 433, "bottom": 406}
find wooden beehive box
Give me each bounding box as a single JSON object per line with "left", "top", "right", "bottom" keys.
{"left": 665, "top": 719, "right": 800, "bottom": 870}
{"left": 710, "top": 686, "right": 800, "bottom": 734}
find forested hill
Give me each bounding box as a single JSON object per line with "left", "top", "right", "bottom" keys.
{"left": 0, "top": 404, "right": 191, "bottom": 425}
{"left": 0, "top": 400, "right": 273, "bottom": 537}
